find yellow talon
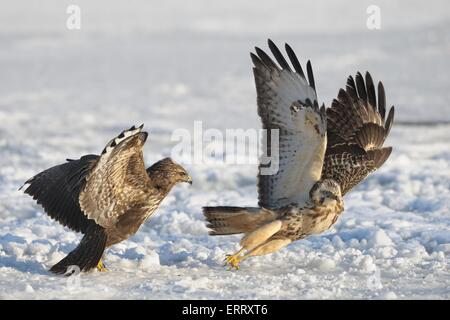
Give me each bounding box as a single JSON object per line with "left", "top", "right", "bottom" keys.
{"left": 224, "top": 254, "right": 242, "bottom": 270}
{"left": 96, "top": 260, "right": 109, "bottom": 272}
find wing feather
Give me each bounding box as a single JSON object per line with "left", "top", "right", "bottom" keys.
{"left": 323, "top": 72, "right": 395, "bottom": 195}
{"left": 253, "top": 40, "right": 326, "bottom": 209}
{"left": 377, "top": 82, "right": 386, "bottom": 120}
{"left": 306, "top": 60, "right": 316, "bottom": 92}
{"left": 355, "top": 72, "right": 367, "bottom": 102}
{"left": 21, "top": 155, "right": 99, "bottom": 233}
{"left": 284, "top": 43, "right": 305, "bottom": 78}
{"left": 79, "top": 126, "right": 151, "bottom": 228}
{"left": 268, "top": 39, "right": 291, "bottom": 71}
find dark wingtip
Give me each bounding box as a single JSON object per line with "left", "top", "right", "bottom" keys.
{"left": 284, "top": 42, "right": 305, "bottom": 78}
{"left": 355, "top": 71, "right": 367, "bottom": 101}
{"left": 347, "top": 75, "right": 356, "bottom": 88}
{"left": 365, "top": 71, "right": 377, "bottom": 109}
{"left": 385, "top": 106, "right": 395, "bottom": 136}
{"left": 377, "top": 81, "right": 386, "bottom": 120}
{"left": 250, "top": 52, "right": 261, "bottom": 66}
{"left": 267, "top": 39, "right": 291, "bottom": 71}
{"left": 306, "top": 60, "right": 316, "bottom": 91}
{"left": 19, "top": 176, "right": 35, "bottom": 191}
{"left": 255, "top": 46, "right": 277, "bottom": 69}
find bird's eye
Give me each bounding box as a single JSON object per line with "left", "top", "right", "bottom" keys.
{"left": 180, "top": 172, "right": 186, "bottom": 176}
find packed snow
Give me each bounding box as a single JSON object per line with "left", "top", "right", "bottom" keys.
{"left": 0, "top": 0, "right": 449, "bottom": 299}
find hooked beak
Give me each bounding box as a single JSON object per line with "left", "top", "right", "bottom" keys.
{"left": 320, "top": 194, "right": 339, "bottom": 205}
{"left": 330, "top": 194, "right": 339, "bottom": 201}
{"left": 185, "top": 175, "right": 193, "bottom": 185}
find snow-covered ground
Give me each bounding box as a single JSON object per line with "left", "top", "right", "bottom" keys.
{"left": 0, "top": 0, "right": 449, "bottom": 299}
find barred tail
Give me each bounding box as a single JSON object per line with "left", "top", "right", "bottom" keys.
{"left": 203, "top": 206, "right": 277, "bottom": 235}
{"left": 50, "top": 223, "right": 107, "bottom": 275}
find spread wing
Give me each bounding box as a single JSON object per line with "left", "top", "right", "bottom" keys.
{"left": 322, "top": 72, "right": 395, "bottom": 195}
{"left": 21, "top": 155, "right": 99, "bottom": 233}
{"left": 252, "top": 40, "right": 327, "bottom": 209}
{"left": 79, "top": 125, "right": 151, "bottom": 228}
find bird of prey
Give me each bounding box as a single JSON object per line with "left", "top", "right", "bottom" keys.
{"left": 203, "top": 39, "right": 395, "bottom": 269}
{"left": 21, "top": 125, "right": 192, "bottom": 274}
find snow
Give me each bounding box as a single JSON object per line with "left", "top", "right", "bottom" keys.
{"left": 0, "top": 0, "right": 449, "bottom": 299}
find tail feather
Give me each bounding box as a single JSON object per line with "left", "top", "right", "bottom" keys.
{"left": 203, "top": 206, "right": 277, "bottom": 235}
{"left": 50, "top": 223, "right": 107, "bottom": 275}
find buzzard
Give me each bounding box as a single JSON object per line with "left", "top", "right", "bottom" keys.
{"left": 21, "top": 125, "right": 192, "bottom": 274}
{"left": 203, "top": 40, "right": 395, "bottom": 269}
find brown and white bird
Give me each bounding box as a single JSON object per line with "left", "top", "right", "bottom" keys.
{"left": 203, "top": 39, "right": 395, "bottom": 269}
{"left": 21, "top": 125, "right": 192, "bottom": 274}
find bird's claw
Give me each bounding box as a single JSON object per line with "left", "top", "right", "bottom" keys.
{"left": 96, "top": 260, "right": 109, "bottom": 272}
{"left": 224, "top": 254, "right": 241, "bottom": 270}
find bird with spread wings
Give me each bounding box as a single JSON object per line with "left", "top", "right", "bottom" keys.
{"left": 203, "top": 40, "right": 395, "bottom": 269}
{"left": 21, "top": 125, "right": 192, "bottom": 274}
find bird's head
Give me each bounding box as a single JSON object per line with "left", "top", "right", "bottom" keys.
{"left": 147, "top": 157, "right": 192, "bottom": 191}
{"left": 310, "top": 179, "right": 342, "bottom": 208}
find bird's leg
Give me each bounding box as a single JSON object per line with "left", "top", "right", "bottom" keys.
{"left": 224, "top": 238, "right": 291, "bottom": 270}
{"left": 96, "top": 259, "right": 109, "bottom": 272}
{"left": 242, "top": 238, "right": 292, "bottom": 259}
{"left": 224, "top": 220, "right": 283, "bottom": 270}
{"left": 240, "top": 220, "right": 282, "bottom": 251}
